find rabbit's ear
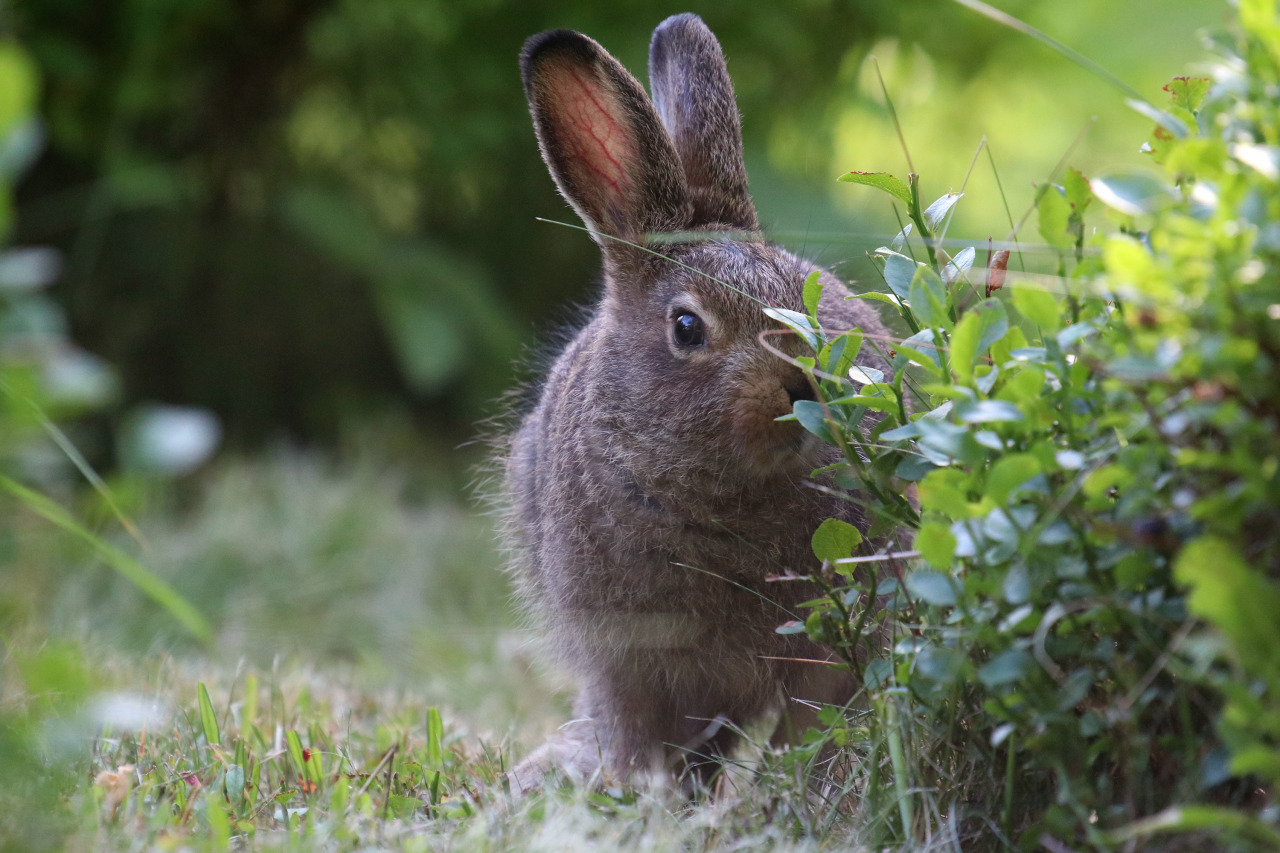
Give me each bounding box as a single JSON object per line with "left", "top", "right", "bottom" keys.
{"left": 521, "top": 30, "right": 692, "bottom": 252}
{"left": 648, "top": 14, "right": 758, "bottom": 231}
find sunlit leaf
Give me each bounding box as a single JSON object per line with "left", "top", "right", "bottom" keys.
{"left": 955, "top": 399, "right": 1024, "bottom": 424}
{"left": 837, "top": 171, "right": 912, "bottom": 205}
{"left": 812, "top": 517, "right": 863, "bottom": 564}
{"left": 985, "top": 453, "right": 1041, "bottom": 505}
{"left": 764, "top": 307, "right": 821, "bottom": 351}
{"left": 1012, "top": 282, "right": 1061, "bottom": 332}
{"left": 1091, "top": 169, "right": 1176, "bottom": 216}
{"left": 1126, "top": 98, "right": 1189, "bottom": 138}
{"left": 1164, "top": 76, "right": 1211, "bottom": 112}
{"left": 917, "top": 521, "right": 957, "bottom": 568}
{"left": 950, "top": 299, "right": 1008, "bottom": 383}
{"left": 1037, "top": 185, "right": 1073, "bottom": 249}
{"left": 923, "top": 192, "right": 964, "bottom": 230}
{"left": 802, "top": 270, "right": 823, "bottom": 318}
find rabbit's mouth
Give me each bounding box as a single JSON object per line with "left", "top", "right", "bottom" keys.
{"left": 746, "top": 422, "right": 826, "bottom": 476}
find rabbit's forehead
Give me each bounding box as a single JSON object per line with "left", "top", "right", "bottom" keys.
{"left": 659, "top": 242, "right": 808, "bottom": 315}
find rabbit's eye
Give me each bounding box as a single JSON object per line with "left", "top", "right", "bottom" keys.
{"left": 672, "top": 312, "right": 707, "bottom": 348}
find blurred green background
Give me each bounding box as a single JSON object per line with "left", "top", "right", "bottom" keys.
{"left": 2, "top": 0, "right": 1225, "bottom": 673}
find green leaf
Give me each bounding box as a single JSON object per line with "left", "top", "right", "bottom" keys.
{"left": 801, "top": 270, "right": 823, "bottom": 318}
{"left": 286, "top": 730, "right": 306, "bottom": 777}
{"left": 764, "top": 307, "right": 820, "bottom": 351}
{"left": 950, "top": 299, "right": 1009, "bottom": 383}
{"left": 1164, "top": 76, "right": 1211, "bottom": 112}
{"left": 909, "top": 266, "right": 951, "bottom": 330}
{"left": 985, "top": 454, "right": 1041, "bottom": 505}
{"left": 198, "top": 682, "right": 220, "bottom": 746}
{"left": 1109, "top": 805, "right": 1280, "bottom": 849}
{"left": 1090, "top": 170, "right": 1176, "bottom": 217}
{"left": 916, "top": 419, "right": 985, "bottom": 465}
{"left": 943, "top": 246, "right": 976, "bottom": 283}
{"left": 389, "top": 794, "right": 421, "bottom": 818}
{"left": 919, "top": 468, "right": 972, "bottom": 519}
{"left": 1126, "top": 98, "right": 1189, "bottom": 138}
{"left": 1103, "top": 234, "right": 1164, "bottom": 298}
{"left": 812, "top": 517, "right": 863, "bottom": 563}
{"left": 224, "top": 764, "right": 246, "bottom": 805}
{"left": 1175, "top": 537, "right": 1280, "bottom": 677}
{"left": 977, "top": 649, "right": 1031, "bottom": 687}
{"left": 955, "top": 399, "right": 1024, "bottom": 424}
{"left": 1083, "top": 464, "right": 1133, "bottom": 499}
{"left": 0, "top": 44, "right": 38, "bottom": 137}
{"left": 895, "top": 455, "right": 936, "bottom": 481}
{"left": 205, "top": 793, "right": 231, "bottom": 848}
{"left": 833, "top": 393, "right": 897, "bottom": 412}
{"left": 793, "top": 399, "right": 834, "bottom": 442}
{"left": 881, "top": 422, "right": 922, "bottom": 442}
{"left": 891, "top": 222, "right": 913, "bottom": 251}
{"left": 923, "top": 192, "right": 964, "bottom": 230}
{"left": 853, "top": 290, "right": 904, "bottom": 307}
{"left": 881, "top": 252, "right": 918, "bottom": 301}
{"left": 847, "top": 365, "right": 884, "bottom": 385}
{"left": 426, "top": 707, "right": 444, "bottom": 769}
{"left": 897, "top": 327, "right": 945, "bottom": 372}
{"left": 1037, "top": 186, "right": 1073, "bottom": 249}
{"left": 838, "top": 171, "right": 912, "bottom": 205}
{"left": 1230, "top": 142, "right": 1280, "bottom": 181}
{"left": 1011, "top": 282, "right": 1061, "bottom": 333}
{"left": 1064, "top": 167, "right": 1094, "bottom": 212}
{"left": 998, "top": 365, "right": 1046, "bottom": 405}
{"left": 906, "top": 569, "right": 957, "bottom": 606}
{"left": 305, "top": 740, "right": 324, "bottom": 786}
{"left": 917, "top": 520, "right": 957, "bottom": 568}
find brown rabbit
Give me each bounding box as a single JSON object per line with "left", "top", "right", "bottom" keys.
{"left": 505, "top": 13, "right": 893, "bottom": 794}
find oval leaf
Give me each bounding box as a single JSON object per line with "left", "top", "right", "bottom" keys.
{"left": 812, "top": 517, "right": 863, "bottom": 564}
{"left": 838, "top": 171, "right": 912, "bottom": 205}
{"left": 906, "top": 569, "right": 957, "bottom": 606}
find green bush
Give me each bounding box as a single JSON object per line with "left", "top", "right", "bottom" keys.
{"left": 785, "top": 4, "right": 1280, "bottom": 849}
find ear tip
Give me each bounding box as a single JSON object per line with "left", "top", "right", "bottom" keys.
{"left": 520, "top": 29, "right": 598, "bottom": 91}
{"left": 649, "top": 13, "right": 719, "bottom": 67}
{"left": 653, "top": 12, "right": 706, "bottom": 36}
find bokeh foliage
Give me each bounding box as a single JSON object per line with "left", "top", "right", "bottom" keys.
{"left": 7, "top": 0, "right": 1219, "bottom": 450}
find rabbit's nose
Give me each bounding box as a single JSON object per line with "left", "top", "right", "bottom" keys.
{"left": 785, "top": 376, "right": 816, "bottom": 406}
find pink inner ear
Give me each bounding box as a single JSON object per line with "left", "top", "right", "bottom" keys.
{"left": 549, "top": 63, "right": 632, "bottom": 202}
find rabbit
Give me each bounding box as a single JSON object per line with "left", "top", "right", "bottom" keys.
{"left": 503, "top": 12, "right": 894, "bottom": 795}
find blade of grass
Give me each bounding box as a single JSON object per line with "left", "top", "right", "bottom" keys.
{"left": 0, "top": 475, "right": 211, "bottom": 642}
{"left": 950, "top": 0, "right": 1147, "bottom": 103}
{"left": 535, "top": 218, "right": 766, "bottom": 307}
{"left": 0, "top": 379, "right": 147, "bottom": 547}
{"left": 883, "top": 694, "right": 914, "bottom": 837}
{"left": 872, "top": 57, "right": 915, "bottom": 176}
{"left": 985, "top": 143, "right": 1027, "bottom": 273}
{"left": 198, "top": 682, "right": 221, "bottom": 746}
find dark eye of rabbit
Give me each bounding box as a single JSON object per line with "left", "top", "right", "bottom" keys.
{"left": 672, "top": 312, "right": 707, "bottom": 348}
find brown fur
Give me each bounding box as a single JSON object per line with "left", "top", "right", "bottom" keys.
{"left": 505, "top": 13, "right": 894, "bottom": 794}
